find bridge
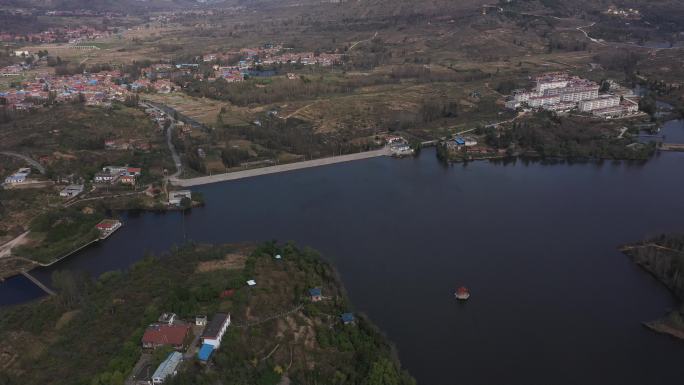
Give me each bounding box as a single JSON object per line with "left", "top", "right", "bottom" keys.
{"left": 20, "top": 270, "right": 56, "bottom": 296}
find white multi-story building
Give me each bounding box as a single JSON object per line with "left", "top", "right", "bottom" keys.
{"left": 527, "top": 95, "right": 561, "bottom": 108}
{"left": 578, "top": 95, "right": 620, "bottom": 112}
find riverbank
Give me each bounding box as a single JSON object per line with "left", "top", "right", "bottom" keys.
{"left": 0, "top": 188, "right": 207, "bottom": 281}
{"left": 0, "top": 242, "right": 415, "bottom": 385}
{"left": 621, "top": 234, "right": 684, "bottom": 340}
{"left": 170, "top": 147, "right": 391, "bottom": 187}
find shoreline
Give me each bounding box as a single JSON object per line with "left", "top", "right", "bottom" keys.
{"left": 170, "top": 146, "right": 391, "bottom": 187}
{"left": 620, "top": 239, "right": 684, "bottom": 341}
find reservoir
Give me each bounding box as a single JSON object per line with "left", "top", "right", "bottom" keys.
{"left": 2, "top": 120, "right": 684, "bottom": 384}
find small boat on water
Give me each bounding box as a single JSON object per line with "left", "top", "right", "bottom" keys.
{"left": 455, "top": 286, "right": 470, "bottom": 300}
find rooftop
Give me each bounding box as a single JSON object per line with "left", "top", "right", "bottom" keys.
{"left": 142, "top": 323, "right": 189, "bottom": 346}
{"left": 152, "top": 351, "right": 183, "bottom": 381}
{"left": 197, "top": 343, "right": 214, "bottom": 362}
{"left": 341, "top": 313, "right": 354, "bottom": 323}
{"left": 202, "top": 313, "right": 229, "bottom": 339}
{"left": 309, "top": 288, "right": 322, "bottom": 297}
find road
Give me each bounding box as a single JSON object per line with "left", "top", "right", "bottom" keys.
{"left": 64, "top": 191, "right": 145, "bottom": 208}
{"left": 166, "top": 122, "right": 182, "bottom": 179}
{"left": 0, "top": 151, "right": 46, "bottom": 174}
{"left": 0, "top": 231, "right": 30, "bottom": 259}
{"left": 140, "top": 102, "right": 182, "bottom": 179}
{"left": 171, "top": 147, "right": 391, "bottom": 187}
{"left": 349, "top": 31, "right": 378, "bottom": 51}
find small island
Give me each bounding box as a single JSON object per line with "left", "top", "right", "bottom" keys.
{"left": 0, "top": 242, "right": 415, "bottom": 385}
{"left": 621, "top": 234, "right": 684, "bottom": 339}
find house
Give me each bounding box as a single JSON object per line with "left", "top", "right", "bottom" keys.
{"left": 120, "top": 175, "right": 136, "bottom": 185}
{"left": 95, "top": 219, "right": 122, "bottom": 238}
{"left": 463, "top": 137, "right": 478, "bottom": 147}
{"left": 197, "top": 343, "right": 214, "bottom": 363}
{"left": 200, "top": 313, "right": 231, "bottom": 348}
{"left": 341, "top": 313, "right": 355, "bottom": 325}
{"left": 158, "top": 312, "right": 177, "bottom": 326}
{"left": 142, "top": 323, "right": 191, "bottom": 350}
{"left": 151, "top": 351, "right": 183, "bottom": 384}
{"left": 94, "top": 171, "right": 116, "bottom": 184}
{"left": 102, "top": 166, "right": 128, "bottom": 175}
{"left": 168, "top": 190, "right": 192, "bottom": 206}
{"left": 127, "top": 167, "right": 142, "bottom": 176}
{"left": 246, "top": 280, "right": 256, "bottom": 287}
{"left": 195, "top": 315, "right": 208, "bottom": 326}
{"left": 4, "top": 167, "right": 31, "bottom": 184}
{"left": 59, "top": 184, "right": 84, "bottom": 198}
{"left": 386, "top": 136, "right": 405, "bottom": 145}
{"left": 309, "top": 288, "right": 322, "bottom": 302}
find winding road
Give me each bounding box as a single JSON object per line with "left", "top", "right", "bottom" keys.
{"left": 0, "top": 151, "right": 46, "bottom": 174}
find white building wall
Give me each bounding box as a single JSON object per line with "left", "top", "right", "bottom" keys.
{"left": 579, "top": 96, "right": 620, "bottom": 112}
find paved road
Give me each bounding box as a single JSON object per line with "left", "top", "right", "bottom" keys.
{"left": 171, "top": 147, "right": 391, "bottom": 187}
{"left": 0, "top": 151, "right": 46, "bottom": 174}
{"left": 0, "top": 231, "right": 30, "bottom": 259}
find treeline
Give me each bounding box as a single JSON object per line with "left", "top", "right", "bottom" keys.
{"left": 478, "top": 112, "right": 656, "bottom": 160}
{"left": 183, "top": 77, "right": 349, "bottom": 106}
{"left": 624, "top": 234, "right": 684, "bottom": 299}
{"left": 181, "top": 66, "right": 484, "bottom": 107}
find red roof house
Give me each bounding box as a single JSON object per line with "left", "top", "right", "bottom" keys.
{"left": 141, "top": 324, "right": 190, "bottom": 349}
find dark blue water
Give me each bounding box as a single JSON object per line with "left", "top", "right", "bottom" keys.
{"left": 2, "top": 122, "right": 684, "bottom": 384}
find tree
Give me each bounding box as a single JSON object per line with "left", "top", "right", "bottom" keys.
{"left": 180, "top": 197, "right": 192, "bottom": 210}
{"left": 366, "top": 359, "right": 400, "bottom": 385}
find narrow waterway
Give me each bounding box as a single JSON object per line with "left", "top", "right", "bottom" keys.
{"left": 2, "top": 120, "right": 684, "bottom": 384}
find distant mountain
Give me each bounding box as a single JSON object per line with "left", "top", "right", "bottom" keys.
{"left": 2, "top": 0, "right": 212, "bottom": 12}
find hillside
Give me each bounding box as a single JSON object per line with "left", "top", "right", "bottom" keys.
{"left": 0, "top": 242, "right": 415, "bottom": 385}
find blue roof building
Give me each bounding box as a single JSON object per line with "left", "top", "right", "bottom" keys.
{"left": 341, "top": 313, "right": 355, "bottom": 324}
{"left": 309, "top": 288, "right": 322, "bottom": 301}
{"left": 454, "top": 137, "right": 466, "bottom": 146}
{"left": 309, "top": 287, "right": 322, "bottom": 297}
{"left": 197, "top": 343, "right": 214, "bottom": 362}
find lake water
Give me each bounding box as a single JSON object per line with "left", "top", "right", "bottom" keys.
{"left": 2, "top": 121, "right": 684, "bottom": 384}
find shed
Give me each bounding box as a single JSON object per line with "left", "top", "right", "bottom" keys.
{"left": 197, "top": 343, "right": 214, "bottom": 362}
{"left": 152, "top": 351, "right": 182, "bottom": 384}
{"left": 309, "top": 288, "right": 322, "bottom": 302}
{"left": 246, "top": 280, "right": 256, "bottom": 287}
{"left": 341, "top": 313, "right": 355, "bottom": 325}
{"left": 195, "top": 315, "right": 207, "bottom": 326}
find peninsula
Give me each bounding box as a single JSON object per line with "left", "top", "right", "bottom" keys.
{"left": 0, "top": 242, "right": 415, "bottom": 385}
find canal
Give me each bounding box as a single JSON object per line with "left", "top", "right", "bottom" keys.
{"left": 2, "top": 120, "right": 684, "bottom": 384}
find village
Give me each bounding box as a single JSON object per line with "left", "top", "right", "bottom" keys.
{"left": 0, "top": 25, "right": 114, "bottom": 44}
{"left": 125, "top": 282, "right": 355, "bottom": 384}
